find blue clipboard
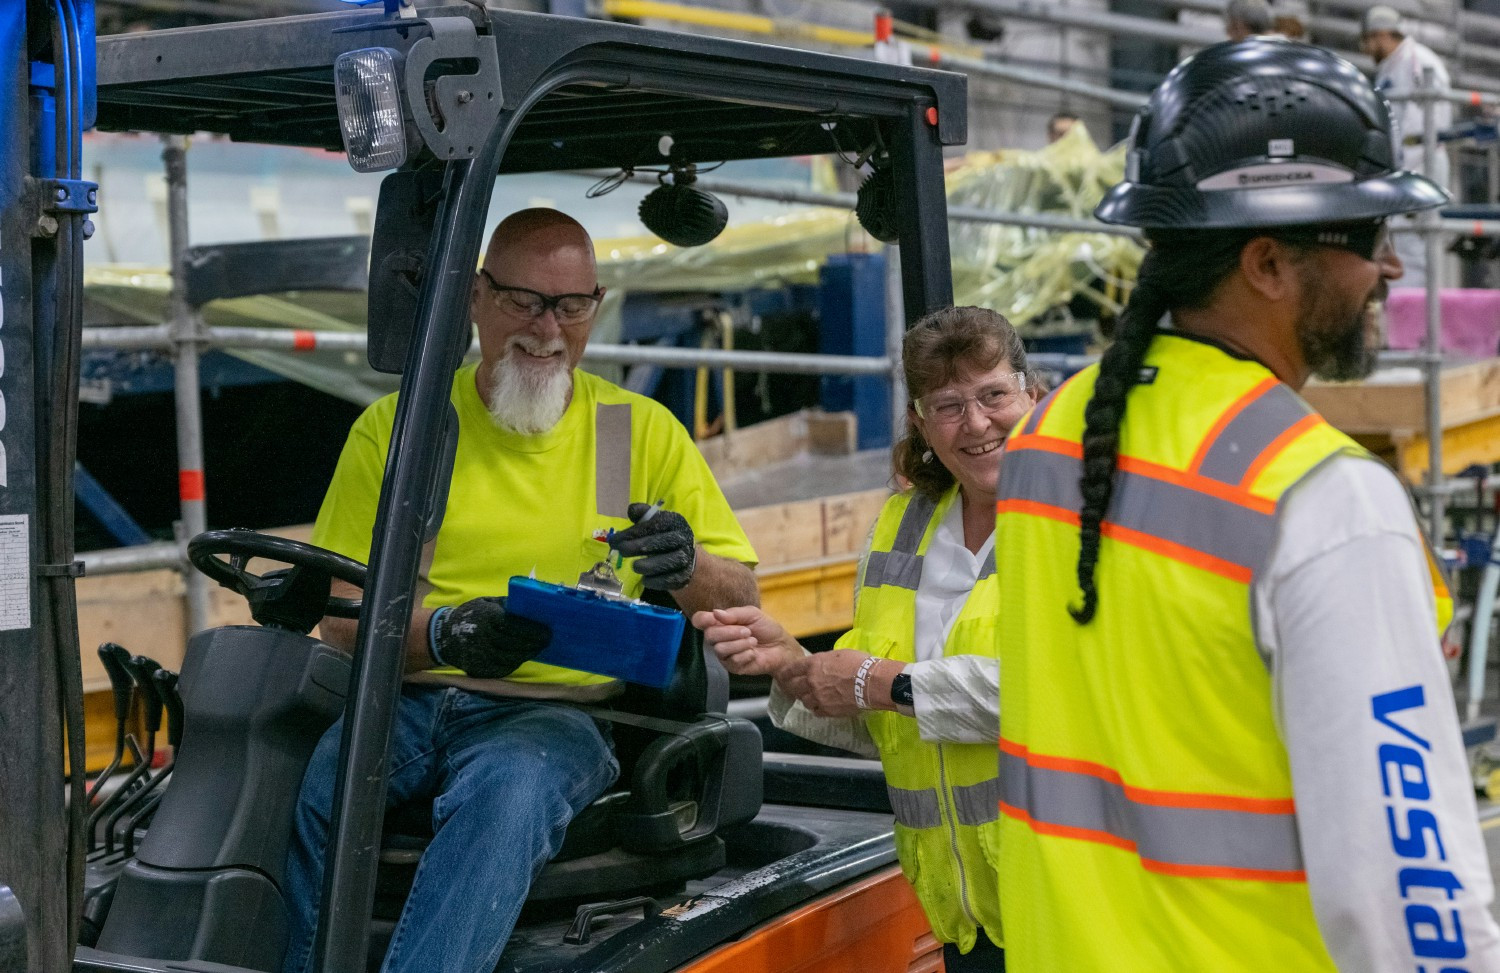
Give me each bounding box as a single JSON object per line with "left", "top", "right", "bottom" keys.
{"left": 504, "top": 576, "right": 685, "bottom": 689}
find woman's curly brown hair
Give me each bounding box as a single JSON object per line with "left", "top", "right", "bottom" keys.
{"left": 892, "top": 306, "right": 1029, "bottom": 500}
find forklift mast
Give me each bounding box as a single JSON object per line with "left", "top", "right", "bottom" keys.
{"left": 4, "top": 7, "right": 966, "bottom": 971}
{"left": 0, "top": 2, "right": 96, "bottom": 971}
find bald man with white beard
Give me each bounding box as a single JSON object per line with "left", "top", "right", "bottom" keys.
{"left": 280, "top": 209, "right": 760, "bottom": 973}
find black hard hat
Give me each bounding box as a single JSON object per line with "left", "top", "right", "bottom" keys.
{"left": 1095, "top": 39, "right": 1448, "bottom": 230}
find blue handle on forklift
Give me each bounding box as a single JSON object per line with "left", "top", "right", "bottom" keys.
{"left": 504, "top": 576, "right": 684, "bottom": 689}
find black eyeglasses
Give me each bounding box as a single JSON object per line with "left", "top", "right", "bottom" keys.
{"left": 1273, "top": 221, "right": 1390, "bottom": 261}
{"left": 478, "top": 269, "right": 603, "bottom": 326}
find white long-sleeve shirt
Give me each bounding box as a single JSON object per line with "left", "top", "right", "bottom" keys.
{"left": 1373, "top": 36, "right": 1452, "bottom": 181}
{"left": 770, "top": 498, "right": 1000, "bottom": 752}
{"left": 1257, "top": 454, "right": 1500, "bottom": 972}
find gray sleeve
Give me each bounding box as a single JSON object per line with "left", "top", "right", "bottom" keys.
{"left": 767, "top": 680, "right": 879, "bottom": 759}
{"left": 908, "top": 656, "right": 999, "bottom": 744}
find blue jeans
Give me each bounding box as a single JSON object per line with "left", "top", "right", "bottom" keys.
{"left": 280, "top": 686, "right": 619, "bottom": 973}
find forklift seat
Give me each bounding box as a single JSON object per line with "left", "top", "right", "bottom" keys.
{"left": 375, "top": 622, "right": 763, "bottom": 912}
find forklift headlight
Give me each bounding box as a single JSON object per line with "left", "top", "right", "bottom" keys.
{"left": 334, "top": 47, "right": 408, "bottom": 173}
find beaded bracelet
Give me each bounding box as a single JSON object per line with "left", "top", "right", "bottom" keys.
{"left": 853, "top": 656, "right": 881, "bottom": 710}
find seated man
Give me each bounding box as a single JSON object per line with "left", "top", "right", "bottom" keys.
{"left": 280, "top": 208, "right": 759, "bottom": 973}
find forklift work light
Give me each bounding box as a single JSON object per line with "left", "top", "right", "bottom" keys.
{"left": 855, "top": 165, "right": 899, "bottom": 243}
{"left": 334, "top": 47, "right": 408, "bottom": 173}
{"left": 638, "top": 167, "right": 728, "bottom": 248}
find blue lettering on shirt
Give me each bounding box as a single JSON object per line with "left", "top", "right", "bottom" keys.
{"left": 1373, "top": 686, "right": 1468, "bottom": 970}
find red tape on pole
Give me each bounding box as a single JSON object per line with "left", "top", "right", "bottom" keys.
{"left": 292, "top": 330, "right": 317, "bottom": 351}
{"left": 179, "top": 470, "right": 205, "bottom": 502}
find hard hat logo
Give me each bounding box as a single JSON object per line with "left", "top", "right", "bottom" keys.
{"left": 1094, "top": 38, "right": 1449, "bottom": 231}
{"left": 1197, "top": 163, "right": 1355, "bottom": 190}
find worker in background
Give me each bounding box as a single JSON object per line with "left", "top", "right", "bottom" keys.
{"left": 993, "top": 39, "right": 1500, "bottom": 972}
{"left": 696, "top": 307, "right": 1036, "bottom": 972}
{"left": 1224, "top": 0, "right": 1273, "bottom": 41}
{"left": 1047, "top": 111, "right": 1079, "bottom": 144}
{"left": 1363, "top": 3, "right": 1452, "bottom": 288}
{"left": 280, "top": 208, "right": 759, "bottom": 973}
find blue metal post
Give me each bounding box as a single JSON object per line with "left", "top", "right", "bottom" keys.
{"left": 818, "top": 252, "right": 890, "bottom": 451}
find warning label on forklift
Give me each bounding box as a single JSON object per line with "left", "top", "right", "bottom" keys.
{"left": 0, "top": 515, "right": 29, "bottom": 630}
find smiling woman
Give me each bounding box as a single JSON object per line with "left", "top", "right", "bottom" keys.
{"left": 693, "top": 306, "right": 1036, "bottom": 971}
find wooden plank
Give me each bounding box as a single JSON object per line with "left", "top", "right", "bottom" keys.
{"left": 736, "top": 498, "right": 827, "bottom": 566}
{"left": 737, "top": 487, "right": 889, "bottom": 570}
{"left": 698, "top": 409, "right": 859, "bottom": 480}
{"left": 805, "top": 410, "right": 858, "bottom": 455}
{"left": 1304, "top": 358, "right": 1500, "bottom": 435}
{"left": 698, "top": 412, "right": 810, "bottom": 481}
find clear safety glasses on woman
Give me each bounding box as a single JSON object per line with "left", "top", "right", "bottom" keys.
{"left": 479, "top": 268, "right": 602, "bottom": 326}
{"left": 914, "top": 372, "right": 1028, "bottom": 424}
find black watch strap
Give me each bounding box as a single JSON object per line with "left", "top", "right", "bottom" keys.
{"left": 890, "top": 672, "right": 914, "bottom": 708}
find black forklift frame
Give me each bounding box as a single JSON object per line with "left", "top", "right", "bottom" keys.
{"left": 2, "top": 4, "right": 95, "bottom": 972}
{"left": 8, "top": 7, "right": 965, "bottom": 972}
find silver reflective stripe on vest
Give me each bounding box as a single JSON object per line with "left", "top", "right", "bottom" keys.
{"left": 1001, "top": 750, "right": 1305, "bottom": 877}
{"left": 1195, "top": 383, "right": 1312, "bottom": 486}
{"left": 863, "top": 493, "right": 938, "bottom": 590}
{"left": 977, "top": 547, "right": 996, "bottom": 581}
{"left": 595, "top": 403, "right": 632, "bottom": 518}
{"left": 888, "top": 783, "right": 942, "bottom": 829}
{"left": 999, "top": 448, "right": 1277, "bottom": 577}
{"left": 952, "top": 776, "right": 1002, "bottom": 826}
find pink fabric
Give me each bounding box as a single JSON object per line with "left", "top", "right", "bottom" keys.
{"left": 1385, "top": 288, "right": 1500, "bottom": 357}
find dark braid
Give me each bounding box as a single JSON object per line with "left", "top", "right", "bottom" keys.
{"left": 1070, "top": 231, "right": 1252, "bottom": 623}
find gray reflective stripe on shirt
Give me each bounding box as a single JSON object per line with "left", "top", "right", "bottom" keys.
{"left": 595, "top": 403, "right": 632, "bottom": 518}
{"left": 887, "top": 783, "right": 942, "bottom": 829}
{"left": 1195, "top": 383, "right": 1313, "bottom": 486}
{"left": 1000, "top": 749, "right": 1305, "bottom": 878}
{"left": 952, "top": 776, "right": 1002, "bottom": 826}
{"left": 998, "top": 447, "right": 1277, "bottom": 579}
{"left": 864, "top": 492, "right": 938, "bottom": 590}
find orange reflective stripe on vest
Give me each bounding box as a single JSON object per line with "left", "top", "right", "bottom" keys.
{"left": 999, "top": 738, "right": 1306, "bottom": 883}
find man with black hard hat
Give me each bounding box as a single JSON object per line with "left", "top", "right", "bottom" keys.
{"left": 993, "top": 39, "right": 1500, "bottom": 971}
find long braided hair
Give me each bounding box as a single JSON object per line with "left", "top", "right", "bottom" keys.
{"left": 1070, "top": 230, "right": 1254, "bottom": 623}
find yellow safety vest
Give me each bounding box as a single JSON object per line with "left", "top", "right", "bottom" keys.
{"left": 843, "top": 485, "right": 1004, "bottom": 953}
{"left": 992, "top": 333, "right": 1452, "bottom": 971}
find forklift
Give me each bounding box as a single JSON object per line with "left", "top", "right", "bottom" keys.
{"left": 0, "top": 2, "right": 968, "bottom": 971}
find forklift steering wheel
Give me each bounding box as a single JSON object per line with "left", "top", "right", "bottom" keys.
{"left": 187, "top": 529, "right": 366, "bottom": 619}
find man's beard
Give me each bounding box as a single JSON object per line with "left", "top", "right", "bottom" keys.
{"left": 486, "top": 336, "right": 573, "bottom": 434}
{"left": 1298, "top": 273, "right": 1383, "bottom": 382}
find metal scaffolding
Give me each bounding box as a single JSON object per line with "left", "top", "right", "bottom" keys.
{"left": 77, "top": 20, "right": 1495, "bottom": 640}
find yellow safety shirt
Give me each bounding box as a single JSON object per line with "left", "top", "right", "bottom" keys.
{"left": 312, "top": 363, "right": 756, "bottom": 687}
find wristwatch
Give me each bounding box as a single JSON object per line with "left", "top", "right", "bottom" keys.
{"left": 890, "top": 672, "right": 914, "bottom": 708}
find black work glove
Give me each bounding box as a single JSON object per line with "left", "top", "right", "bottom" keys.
{"left": 431, "top": 596, "right": 552, "bottom": 678}
{"left": 609, "top": 502, "right": 698, "bottom": 591}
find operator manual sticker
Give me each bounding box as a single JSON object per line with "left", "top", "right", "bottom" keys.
{"left": 0, "top": 515, "right": 29, "bottom": 630}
